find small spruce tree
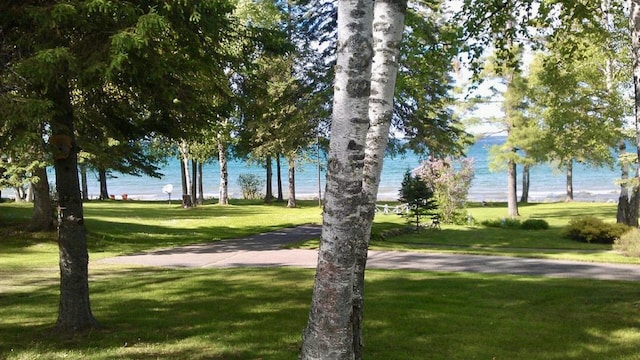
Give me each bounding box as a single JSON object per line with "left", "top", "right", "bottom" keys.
{"left": 398, "top": 170, "right": 438, "bottom": 229}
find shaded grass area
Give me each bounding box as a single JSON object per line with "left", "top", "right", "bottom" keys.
{"left": 1, "top": 267, "right": 639, "bottom": 359}
{"left": 0, "top": 200, "right": 323, "bottom": 270}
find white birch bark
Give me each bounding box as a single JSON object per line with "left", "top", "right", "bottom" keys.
{"left": 630, "top": 0, "right": 640, "bottom": 226}
{"left": 217, "top": 139, "right": 229, "bottom": 205}
{"left": 287, "top": 156, "right": 296, "bottom": 208}
{"left": 299, "top": 0, "right": 374, "bottom": 358}
{"left": 353, "top": 0, "right": 407, "bottom": 357}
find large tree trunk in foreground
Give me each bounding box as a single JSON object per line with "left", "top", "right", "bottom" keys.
{"left": 218, "top": 140, "right": 229, "bottom": 205}
{"left": 49, "top": 80, "right": 98, "bottom": 332}
{"left": 300, "top": 0, "right": 374, "bottom": 358}
{"left": 353, "top": 0, "right": 407, "bottom": 357}
{"left": 629, "top": 0, "right": 640, "bottom": 227}
{"left": 27, "top": 166, "right": 54, "bottom": 232}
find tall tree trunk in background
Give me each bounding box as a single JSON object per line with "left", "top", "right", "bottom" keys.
{"left": 617, "top": 140, "right": 632, "bottom": 223}
{"left": 27, "top": 166, "right": 54, "bottom": 232}
{"left": 191, "top": 159, "right": 197, "bottom": 206}
{"left": 623, "top": 1, "right": 640, "bottom": 226}
{"left": 179, "top": 142, "right": 192, "bottom": 208}
{"left": 277, "top": 155, "right": 284, "bottom": 202}
{"left": 49, "top": 78, "right": 98, "bottom": 332}
{"left": 300, "top": 0, "right": 374, "bottom": 357}
{"left": 98, "top": 168, "right": 109, "bottom": 200}
{"left": 520, "top": 164, "right": 529, "bottom": 203}
{"left": 287, "top": 156, "right": 296, "bottom": 208}
{"left": 507, "top": 158, "right": 519, "bottom": 217}
{"left": 80, "top": 163, "right": 88, "bottom": 201}
{"left": 218, "top": 140, "right": 229, "bottom": 205}
{"left": 353, "top": 0, "right": 406, "bottom": 357}
{"left": 197, "top": 161, "right": 204, "bottom": 205}
{"left": 565, "top": 160, "right": 574, "bottom": 202}
{"left": 265, "top": 156, "right": 273, "bottom": 203}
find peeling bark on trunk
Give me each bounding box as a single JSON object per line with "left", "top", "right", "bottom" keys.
{"left": 300, "top": 0, "right": 374, "bottom": 357}
{"left": 287, "top": 156, "right": 296, "bottom": 208}
{"left": 179, "top": 142, "right": 192, "bottom": 208}
{"left": 218, "top": 140, "right": 229, "bottom": 205}
{"left": 354, "top": 0, "right": 407, "bottom": 357}
{"left": 27, "top": 166, "right": 54, "bottom": 232}
{"left": 565, "top": 160, "right": 574, "bottom": 202}
{"left": 50, "top": 80, "right": 98, "bottom": 332}
{"left": 630, "top": 0, "right": 640, "bottom": 227}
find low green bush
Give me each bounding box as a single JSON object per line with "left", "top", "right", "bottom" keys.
{"left": 563, "top": 216, "right": 631, "bottom": 244}
{"left": 521, "top": 219, "right": 549, "bottom": 230}
{"left": 481, "top": 218, "right": 521, "bottom": 229}
{"left": 614, "top": 228, "right": 640, "bottom": 257}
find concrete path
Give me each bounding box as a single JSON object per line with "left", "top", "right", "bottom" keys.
{"left": 99, "top": 224, "right": 640, "bottom": 281}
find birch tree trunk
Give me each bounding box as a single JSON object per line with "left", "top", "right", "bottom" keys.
{"left": 565, "top": 160, "right": 574, "bottom": 202}
{"left": 626, "top": 0, "right": 640, "bottom": 226}
{"left": 217, "top": 138, "right": 229, "bottom": 205}
{"left": 354, "top": 0, "right": 407, "bottom": 357}
{"left": 507, "top": 157, "right": 519, "bottom": 217}
{"left": 179, "top": 141, "right": 192, "bottom": 208}
{"left": 300, "top": 0, "right": 374, "bottom": 357}
{"left": 287, "top": 156, "right": 296, "bottom": 208}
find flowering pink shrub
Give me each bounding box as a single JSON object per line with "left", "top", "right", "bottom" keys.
{"left": 412, "top": 157, "right": 475, "bottom": 224}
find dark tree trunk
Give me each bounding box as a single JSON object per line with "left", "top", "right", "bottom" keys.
{"left": 197, "top": 161, "right": 204, "bottom": 205}
{"left": 565, "top": 160, "right": 574, "bottom": 202}
{"left": 98, "top": 168, "right": 109, "bottom": 200}
{"left": 287, "top": 157, "right": 296, "bottom": 208}
{"left": 27, "top": 166, "right": 54, "bottom": 232}
{"left": 265, "top": 156, "right": 273, "bottom": 203}
{"left": 191, "top": 159, "right": 197, "bottom": 206}
{"left": 520, "top": 164, "right": 529, "bottom": 203}
{"left": 80, "top": 163, "right": 88, "bottom": 201}
{"left": 49, "top": 80, "right": 98, "bottom": 332}
{"left": 276, "top": 154, "right": 284, "bottom": 202}
{"left": 218, "top": 140, "right": 229, "bottom": 205}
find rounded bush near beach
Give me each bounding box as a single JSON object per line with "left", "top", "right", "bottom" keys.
{"left": 563, "top": 216, "right": 631, "bottom": 244}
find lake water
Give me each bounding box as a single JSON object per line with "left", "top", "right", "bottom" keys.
{"left": 79, "top": 136, "right": 624, "bottom": 203}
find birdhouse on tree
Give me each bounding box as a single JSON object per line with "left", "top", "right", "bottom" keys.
{"left": 50, "top": 134, "right": 73, "bottom": 160}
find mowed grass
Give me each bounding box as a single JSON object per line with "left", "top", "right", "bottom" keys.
{"left": 1, "top": 267, "right": 639, "bottom": 359}
{"left": 1, "top": 200, "right": 640, "bottom": 359}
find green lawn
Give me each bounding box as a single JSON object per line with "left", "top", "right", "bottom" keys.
{"left": 1, "top": 200, "right": 640, "bottom": 359}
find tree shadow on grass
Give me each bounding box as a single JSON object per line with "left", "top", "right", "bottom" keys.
{"left": 1, "top": 268, "right": 639, "bottom": 359}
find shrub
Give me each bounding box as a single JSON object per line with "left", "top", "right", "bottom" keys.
{"left": 614, "top": 228, "right": 640, "bottom": 257}
{"left": 237, "top": 173, "right": 264, "bottom": 200}
{"left": 521, "top": 219, "right": 549, "bottom": 230}
{"left": 398, "top": 170, "right": 437, "bottom": 230}
{"left": 481, "top": 218, "right": 521, "bottom": 229}
{"left": 563, "top": 216, "right": 631, "bottom": 244}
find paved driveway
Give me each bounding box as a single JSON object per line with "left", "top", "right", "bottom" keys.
{"left": 99, "top": 224, "right": 640, "bottom": 281}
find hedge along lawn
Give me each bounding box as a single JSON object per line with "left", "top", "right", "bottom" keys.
{"left": 367, "top": 201, "right": 640, "bottom": 263}
{"left": 1, "top": 267, "right": 640, "bottom": 359}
